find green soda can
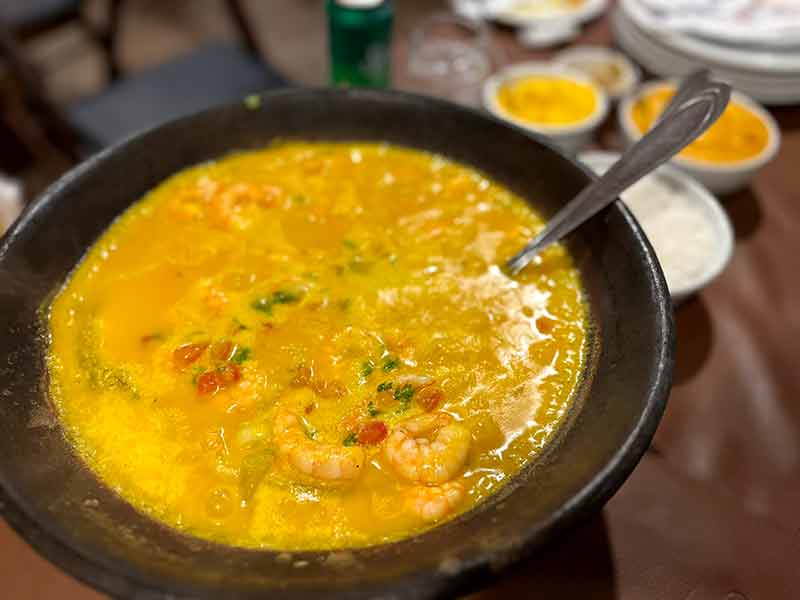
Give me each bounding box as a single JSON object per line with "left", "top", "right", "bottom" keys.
{"left": 326, "top": 0, "right": 394, "bottom": 88}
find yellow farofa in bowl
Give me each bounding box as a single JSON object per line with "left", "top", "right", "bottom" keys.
{"left": 496, "top": 75, "right": 599, "bottom": 126}
{"left": 631, "top": 85, "right": 770, "bottom": 164}
{"left": 47, "top": 142, "right": 587, "bottom": 551}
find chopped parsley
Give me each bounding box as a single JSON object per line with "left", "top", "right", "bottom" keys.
{"left": 367, "top": 401, "right": 380, "bottom": 417}
{"left": 360, "top": 360, "right": 375, "bottom": 379}
{"left": 342, "top": 239, "right": 357, "bottom": 250}
{"left": 348, "top": 255, "right": 371, "bottom": 274}
{"left": 252, "top": 289, "right": 303, "bottom": 314}
{"left": 251, "top": 297, "right": 274, "bottom": 314}
{"left": 231, "top": 347, "right": 251, "bottom": 364}
{"left": 232, "top": 317, "right": 248, "bottom": 331}
{"left": 394, "top": 384, "right": 414, "bottom": 402}
{"left": 382, "top": 357, "right": 399, "bottom": 372}
{"left": 273, "top": 290, "right": 301, "bottom": 304}
{"left": 343, "top": 432, "right": 358, "bottom": 447}
{"left": 377, "top": 381, "right": 393, "bottom": 392}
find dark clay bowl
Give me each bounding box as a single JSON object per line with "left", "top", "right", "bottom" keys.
{"left": 0, "top": 88, "right": 673, "bottom": 599}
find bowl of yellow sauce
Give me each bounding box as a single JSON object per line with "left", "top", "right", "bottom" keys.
{"left": 483, "top": 63, "right": 608, "bottom": 153}
{"left": 619, "top": 80, "right": 780, "bottom": 195}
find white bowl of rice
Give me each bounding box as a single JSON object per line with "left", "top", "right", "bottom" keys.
{"left": 579, "top": 151, "right": 734, "bottom": 304}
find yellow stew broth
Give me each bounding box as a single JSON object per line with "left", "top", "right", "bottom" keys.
{"left": 48, "top": 142, "right": 587, "bottom": 550}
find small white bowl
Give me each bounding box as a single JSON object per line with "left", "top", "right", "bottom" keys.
{"left": 618, "top": 80, "right": 781, "bottom": 195}
{"left": 483, "top": 62, "right": 609, "bottom": 154}
{"left": 553, "top": 45, "right": 641, "bottom": 100}
{"left": 579, "top": 150, "right": 734, "bottom": 304}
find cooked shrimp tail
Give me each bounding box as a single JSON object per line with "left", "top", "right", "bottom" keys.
{"left": 274, "top": 409, "right": 365, "bottom": 481}
{"left": 384, "top": 412, "right": 470, "bottom": 484}
{"left": 406, "top": 481, "right": 465, "bottom": 522}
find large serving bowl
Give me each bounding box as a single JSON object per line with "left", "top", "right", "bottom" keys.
{"left": 0, "top": 88, "right": 673, "bottom": 599}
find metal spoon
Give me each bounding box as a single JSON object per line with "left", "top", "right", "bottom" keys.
{"left": 505, "top": 72, "right": 730, "bottom": 276}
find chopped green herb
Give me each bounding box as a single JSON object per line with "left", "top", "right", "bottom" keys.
{"left": 252, "top": 290, "right": 303, "bottom": 315}
{"left": 394, "top": 384, "right": 414, "bottom": 402}
{"left": 367, "top": 401, "right": 380, "bottom": 417}
{"left": 243, "top": 94, "right": 261, "bottom": 110}
{"left": 343, "top": 432, "right": 358, "bottom": 446}
{"left": 382, "top": 357, "right": 399, "bottom": 372}
{"left": 273, "top": 290, "right": 301, "bottom": 304}
{"left": 252, "top": 297, "right": 274, "bottom": 314}
{"left": 342, "top": 239, "right": 357, "bottom": 249}
{"left": 291, "top": 194, "right": 310, "bottom": 205}
{"left": 348, "top": 256, "right": 371, "bottom": 274}
{"left": 337, "top": 298, "right": 351, "bottom": 312}
{"left": 360, "top": 360, "right": 375, "bottom": 378}
{"left": 231, "top": 347, "right": 251, "bottom": 364}
{"left": 232, "top": 317, "right": 248, "bottom": 331}
{"left": 377, "top": 381, "right": 393, "bottom": 392}
{"left": 190, "top": 366, "right": 204, "bottom": 385}
{"left": 304, "top": 426, "right": 317, "bottom": 440}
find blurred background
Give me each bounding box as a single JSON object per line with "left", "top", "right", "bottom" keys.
{"left": 1, "top": 1, "right": 799, "bottom": 598}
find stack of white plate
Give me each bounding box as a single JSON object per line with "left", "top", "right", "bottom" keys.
{"left": 613, "top": 0, "right": 800, "bottom": 105}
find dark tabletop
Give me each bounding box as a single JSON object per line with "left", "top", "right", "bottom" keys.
{"left": 1, "top": 3, "right": 798, "bottom": 598}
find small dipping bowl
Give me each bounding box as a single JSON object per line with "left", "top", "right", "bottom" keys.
{"left": 580, "top": 150, "right": 734, "bottom": 304}
{"left": 553, "top": 45, "right": 640, "bottom": 100}
{"left": 483, "top": 62, "right": 609, "bottom": 154}
{"left": 618, "top": 80, "right": 780, "bottom": 195}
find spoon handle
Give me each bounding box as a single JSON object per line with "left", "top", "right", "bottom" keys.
{"left": 505, "top": 78, "right": 730, "bottom": 276}
{"left": 658, "top": 68, "right": 712, "bottom": 124}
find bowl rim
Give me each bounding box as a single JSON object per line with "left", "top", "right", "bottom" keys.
{"left": 579, "top": 150, "right": 735, "bottom": 302}
{"left": 552, "top": 44, "right": 642, "bottom": 98}
{"left": 0, "top": 86, "right": 674, "bottom": 599}
{"left": 618, "top": 79, "right": 781, "bottom": 172}
{"left": 482, "top": 61, "right": 610, "bottom": 136}
{"left": 487, "top": 0, "right": 608, "bottom": 28}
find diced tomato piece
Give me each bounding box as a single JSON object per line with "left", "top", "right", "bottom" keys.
{"left": 197, "top": 371, "right": 221, "bottom": 395}
{"left": 197, "top": 363, "right": 241, "bottom": 396}
{"left": 357, "top": 421, "right": 388, "bottom": 446}
{"left": 173, "top": 343, "right": 208, "bottom": 370}
{"left": 211, "top": 340, "right": 234, "bottom": 361}
{"left": 416, "top": 386, "right": 444, "bottom": 412}
{"left": 217, "top": 363, "right": 241, "bottom": 386}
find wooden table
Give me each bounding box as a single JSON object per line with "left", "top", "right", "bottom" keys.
{"left": 2, "top": 2, "right": 798, "bottom": 598}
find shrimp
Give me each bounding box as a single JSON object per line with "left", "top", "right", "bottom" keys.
{"left": 273, "top": 409, "right": 365, "bottom": 481}
{"left": 384, "top": 412, "right": 470, "bottom": 484}
{"left": 406, "top": 481, "right": 465, "bottom": 522}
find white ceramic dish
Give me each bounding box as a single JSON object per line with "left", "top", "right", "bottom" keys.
{"left": 483, "top": 62, "right": 609, "bottom": 154}
{"left": 618, "top": 80, "right": 781, "bottom": 195}
{"left": 579, "top": 150, "right": 734, "bottom": 304}
{"left": 624, "top": 0, "right": 800, "bottom": 51}
{"left": 486, "top": 0, "right": 607, "bottom": 27}
{"left": 553, "top": 45, "right": 641, "bottom": 99}
{"left": 612, "top": 7, "right": 800, "bottom": 105}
